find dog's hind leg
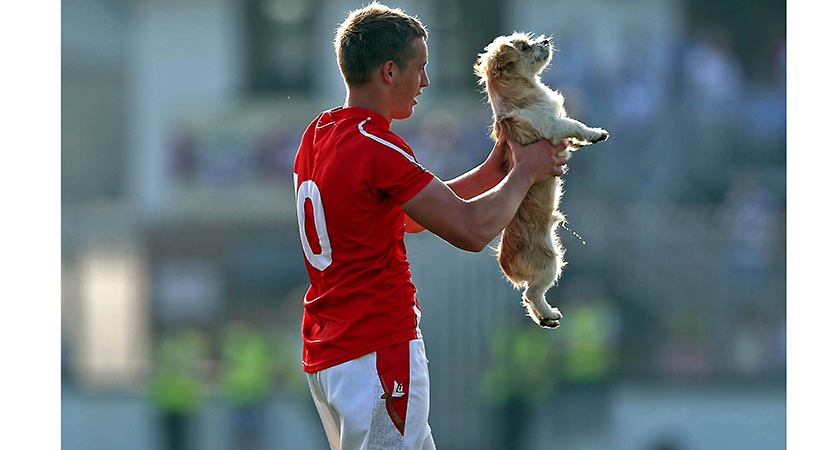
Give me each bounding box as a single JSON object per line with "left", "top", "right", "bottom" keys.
{"left": 522, "top": 257, "right": 563, "bottom": 328}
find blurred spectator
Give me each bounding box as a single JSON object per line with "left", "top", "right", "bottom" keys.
{"left": 479, "top": 281, "right": 620, "bottom": 450}
{"left": 610, "top": 32, "right": 668, "bottom": 134}
{"left": 724, "top": 168, "right": 787, "bottom": 374}
{"left": 220, "top": 322, "right": 275, "bottom": 450}
{"left": 560, "top": 297, "right": 621, "bottom": 383}
{"left": 741, "top": 40, "right": 786, "bottom": 151}
{"left": 612, "top": 66, "right": 664, "bottom": 132}
{"left": 171, "top": 124, "right": 199, "bottom": 183}
{"left": 150, "top": 329, "right": 208, "bottom": 450}
{"left": 480, "top": 323, "right": 558, "bottom": 450}
{"left": 270, "top": 293, "right": 312, "bottom": 400}
{"left": 657, "top": 311, "right": 713, "bottom": 379}
{"left": 731, "top": 312, "right": 773, "bottom": 377}
{"left": 257, "top": 127, "right": 297, "bottom": 181}
{"left": 553, "top": 284, "right": 621, "bottom": 432}
{"left": 272, "top": 327, "right": 310, "bottom": 399}
{"left": 208, "top": 131, "right": 250, "bottom": 186}
{"left": 681, "top": 27, "right": 745, "bottom": 120}
{"left": 673, "top": 27, "right": 747, "bottom": 202}
{"left": 723, "top": 173, "right": 781, "bottom": 306}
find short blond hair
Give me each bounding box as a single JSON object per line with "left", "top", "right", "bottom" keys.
{"left": 334, "top": 2, "right": 428, "bottom": 86}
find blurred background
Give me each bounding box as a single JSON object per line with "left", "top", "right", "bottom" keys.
{"left": 61, "top": 0, "right": 785, "bottom": 449}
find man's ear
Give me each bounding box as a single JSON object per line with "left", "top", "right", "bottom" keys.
{"left": 381, "top": 60, "right": 397, "bottom": 84}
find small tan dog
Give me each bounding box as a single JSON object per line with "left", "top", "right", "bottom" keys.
{"left": 475, "top": 32, "right": 609, "bottom": 328}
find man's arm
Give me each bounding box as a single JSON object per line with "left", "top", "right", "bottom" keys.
{"left": 445, "top": 139, "right": 510, "bottom": 197}
{"left": 404, "top": 139, "right": 568, "bottom": 233}
{"left": 404, "top": 139, "right": 508, "bottom": 233}
{"left": 401, "top": 139, "right": 568, "bottom": 251}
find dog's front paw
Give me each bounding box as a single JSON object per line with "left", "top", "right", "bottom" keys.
{"left": 588, "top": 128, "right": 609, "bottom": 143}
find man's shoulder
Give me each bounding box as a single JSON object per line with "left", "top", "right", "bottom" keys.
{"left": 330, "top": 117, "right": 407, "bottom": 154}
{"left": 353, "top": 119, "right": 416, "bottom": 160}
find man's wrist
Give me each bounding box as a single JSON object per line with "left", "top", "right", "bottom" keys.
{"left": 507, "top": 164, "right": 535, "bottom": 188}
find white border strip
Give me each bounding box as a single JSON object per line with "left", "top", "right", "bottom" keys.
{"left": 357, "top": 118, "right": 417, "bottom": 164}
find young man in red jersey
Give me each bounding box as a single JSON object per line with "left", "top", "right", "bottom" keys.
{"left": 293, "top": 3, "right": 569, "bottom": 449}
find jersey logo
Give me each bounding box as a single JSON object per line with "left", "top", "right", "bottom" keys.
{"left": 381, "top": 380, "right": 405, "bottom": 399}
{"left": 392, "top": 381, "right": 405, "bottom": 398}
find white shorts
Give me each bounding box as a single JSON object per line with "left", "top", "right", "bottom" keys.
{"left": 306, "top": 339, "right": 437, "bottom": 450}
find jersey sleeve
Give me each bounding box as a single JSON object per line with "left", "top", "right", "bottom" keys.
{"left": 367, "top": 136, "right": 434, "bottom": 205}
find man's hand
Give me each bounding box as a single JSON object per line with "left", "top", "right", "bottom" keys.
{"left": 508, "top": 139, "right": 570, "bottom": 185}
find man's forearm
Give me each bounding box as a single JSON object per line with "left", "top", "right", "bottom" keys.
{"left": 405, "top": 154, "right": 506, "bottom": 233}
{"left": 458, "top": 166, "right": 534, "bottom": 250}
{"left": 402, "top": 167, "right": 535, "bottom": 252}
{"left": 445, "top": 158, "right": 507, "bottom": 200}
{"left": 403, "top": 138, "right": 567, "bottom": 242}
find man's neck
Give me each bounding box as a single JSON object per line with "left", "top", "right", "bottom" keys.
{"left": 345, "top": 86, "right": 392, "bottom": 122}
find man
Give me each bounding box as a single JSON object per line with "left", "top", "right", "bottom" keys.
{"left": 292, "top": 3, "right": 569, "bottom": 449}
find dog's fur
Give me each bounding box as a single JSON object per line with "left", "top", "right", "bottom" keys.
{"left": 475, "top": 32, "right": 609, "bottom": 328}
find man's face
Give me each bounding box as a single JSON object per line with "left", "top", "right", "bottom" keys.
{"left": 391, "top": 37, "right": 430, "bottom": 120}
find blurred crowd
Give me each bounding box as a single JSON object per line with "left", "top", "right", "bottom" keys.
{"left": 167, "top": 24, "right": 785, "bottom": 199}
{"left": 160, "top": 20, "right": 786, "bottom": 379}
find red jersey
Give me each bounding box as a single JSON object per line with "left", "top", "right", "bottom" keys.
{"left": 293, "top": 107, "right": 434, "bottom": 373}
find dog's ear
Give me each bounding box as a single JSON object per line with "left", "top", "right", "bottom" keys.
{"left": 492, "top": 44, "right": 518, "bottom": 75}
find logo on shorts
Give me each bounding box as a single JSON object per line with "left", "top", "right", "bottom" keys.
{"left": 391, "top": 381, "right": 405, "bottom": 398}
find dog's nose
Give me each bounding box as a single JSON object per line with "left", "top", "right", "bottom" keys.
{"left": 541, "top": 39, "right": 550, "bottom": 45}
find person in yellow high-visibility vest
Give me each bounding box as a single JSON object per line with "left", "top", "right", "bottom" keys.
{"left": 560, "top": 300, "right": 619, "bottom": 382}
{"left": 151, "top": 329, "right": 207, "bottom": 450}
{"left": 220, "top": 323, "right": 275, "bottom": 450}
{"left": 479, "top": 286, "right": 619, "bottom": 450}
